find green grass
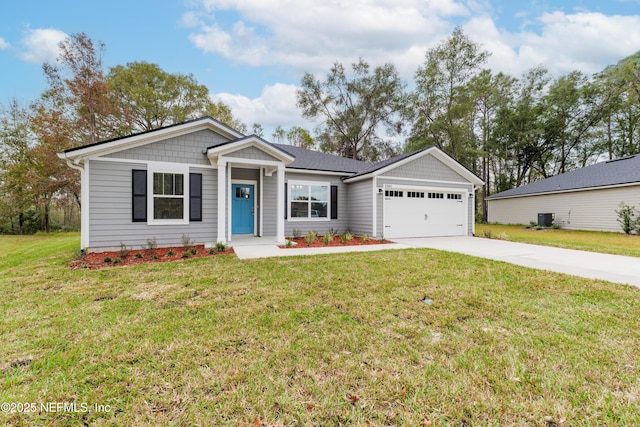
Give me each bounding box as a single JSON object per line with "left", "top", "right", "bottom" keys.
{"left": 1, "top": 233, "right": 640, "bottom": 425}
{"left": 477, "top": 223, "right": 640, "bottom": 258}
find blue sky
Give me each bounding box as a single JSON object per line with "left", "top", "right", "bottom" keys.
{"left": 1, "top": 0, "right": 639, "bottom": 136}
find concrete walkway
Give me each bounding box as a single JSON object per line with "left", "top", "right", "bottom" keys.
{"left": 394, "top": 236, "right": 640, "bottom": 288}
{"left": 232, "top": 236, "right": 640, "bottom": 288}
{"left": 232, "top": 241, "right": 412, "bottom": 259}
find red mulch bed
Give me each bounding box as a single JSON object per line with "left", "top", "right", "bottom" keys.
{"left": 280, "top": 235, "right": 390, "bottom": 249}
{"left": 70, "top": 245, "right": 235, "bottom": 270}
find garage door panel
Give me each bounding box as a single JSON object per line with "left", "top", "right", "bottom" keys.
{"left": 384, "top": 189, "right": 466, "bottom": 238}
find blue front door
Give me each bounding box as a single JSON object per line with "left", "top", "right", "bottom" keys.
{"left": 232, "top": 184, "right": 254, "bottom": 234}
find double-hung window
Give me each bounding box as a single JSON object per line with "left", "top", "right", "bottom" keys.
{"left": 289, "top": 181, "right": 329, "bottom": 220}
{"left": 132, "top": 163, "right": 202, "bottom": 225}
{"left": 153, "top": 172, "right": 184, "bottom": 220}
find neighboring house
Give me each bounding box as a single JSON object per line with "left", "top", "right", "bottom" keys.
{"left": 487, "top": 154, "right": 640, "bottom": 232}
{"left": 58, "top": 117, "right": 483, "bottom": 252}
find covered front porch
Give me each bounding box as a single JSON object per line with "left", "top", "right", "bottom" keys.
{"left": 206, "top": 136, "right": 294, "bottom": 245}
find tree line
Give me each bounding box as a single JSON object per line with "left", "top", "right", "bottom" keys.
{"left": 296, "top": 28, "right": 640, "bottom": 220}
{"left": 1, "top": 29, "right": 639, "bottom": 233}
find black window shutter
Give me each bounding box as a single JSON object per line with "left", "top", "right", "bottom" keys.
{"left": 132, "top": 169, "right": 147, "bottom": 222}
{"left": 190, "top": 173, "right": 202, "bottom": 222}
{"left": 284, "top": 182, "right": 288, "bottom": 219}
{"left": 330, "top": 185, "right": 338, "bottom": 219}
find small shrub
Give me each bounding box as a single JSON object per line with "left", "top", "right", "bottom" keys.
{"left": 292, "top": 229, "right": 302, "bottom": 238}
{"left": 215, "top": 241, "right": 226, "bottom": 252}
{"left": 113, "top": 257, "right": 122, "bottom": 265}
{"left": 328, "top": 227, "right": 339, "bottom": 236}
{"left": 534, "top": 225, "right": 543, "bottom": 230}
{"left": 143, "top": 237, "right": 158, "bottom": 255}
{"left": 151, "top": 255, "right": 158, "bottom": 260}
{"left": 551, "top": 223, "right": 561, "bottom": 230}
{"left": 361, "top": 234, "right": 369, "bottom": 243}
{"left": 135, "top": 252, "right": 143, "bottom": 259}
{"left": 119, "top": 242, "right": 130, "bottom": 258}
{"left": 322, "top": 233, "right": 330, "bottom": 245}
{"left": 190, "top": 248, "right": 198, "bottom": 255}
{"left": 304, "top": 230, "right": 317, "bottom": 246}
{"left": 616, "top": 202, "right": 637, "bottom": 235}
{"left": 483, "top": 229, "right": 493, "bottom": 239}
{"left": 182, "top": 252, "right": 190, "bottom": 259}
{"left": 286, "top": 239, "right": 293, "bottom": 247}
{"left": 208, "top": 248, "right": 216, "bottom": 255}
{"left": 167, "top": 250, "right": 174, "bottom": 257}
{"left": 379, "top": 233, "right": 385, "bottom": 242}
{"left": 181, "top": 234, "right": 193, "bottom": 252}
{"left": 103, "top": 256, "right": 112, "bottom": 263}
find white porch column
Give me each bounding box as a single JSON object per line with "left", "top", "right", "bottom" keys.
{"left": 276, "top": 164, "right": 285, "bottom": 244}
{"left": 217, "top": 159, "right": 227, "bottom": 244}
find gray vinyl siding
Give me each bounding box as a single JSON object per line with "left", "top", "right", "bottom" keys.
{"left": 346, "top": 179, "right": 374, "bottom": 236}
{"left": 88, "top": 159, "right": 217, "bottom": 251}
{"left": 284, "top": 172, "right": 349, "bottom": 236}
{"left": 104, "top": 129, "right": 228, "bottom": 165}
{"left": 381, "top": 153, "right": 468, "bottom": 183}
{"left": 262, "top": 173, "right": 278, "bottom": 237}
{"left": 231, "top": 168, "right": 259, "bottom": 181}
{"left": 229, "top": 146, "right": 281, "bottom": 162}
{"left": 487, "top": 185, "right": 640, "bottom": 232}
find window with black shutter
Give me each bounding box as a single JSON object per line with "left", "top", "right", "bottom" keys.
{"left": 132, "top": 169, "right": 147, "bottom": 222}
{"left": 330, "top": 185, "right": 338, "bottom": 219}
{"left": 189, "top": 173, "right": 202, "bottom": 221}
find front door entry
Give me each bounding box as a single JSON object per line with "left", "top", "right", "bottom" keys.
{"left": 232, "top": 184, "right": 255, "bottom": 234}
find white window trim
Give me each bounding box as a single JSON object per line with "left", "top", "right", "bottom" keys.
{"left": 287, "top": 179, "right": 331, "bottom": 222}
{"left": 147, "top": 162, "right": 190, "bottom": 225}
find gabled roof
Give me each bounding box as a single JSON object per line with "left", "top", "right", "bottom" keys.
{"left": 58, "top": 116, "right": 244, "bottom": 161}
{"left": 487, "top": 154, "right": 640, "bottom": 200}
{"left": 206, "top": 135, "right": 295, "bottom": 164}
{"left": 343, "top": 146, "right": 484, "bottom": 186}
{"left": 58, "top": 117, "right": 482, "bottom": 186}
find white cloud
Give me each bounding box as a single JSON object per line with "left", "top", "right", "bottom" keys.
{"left": 187, "top": 0, "right": 469, "bottom": 76}
{"left": 19, "top": 28, "right": 68, "bottom": 64}
{"left": 0, "top": 37, "right": 9, "bottom": 50}
{"left": 187, "top": 1, "right": 640, "bottom": 79}
{"left": 213, "top": 83, "right": 317, "bottom": 135}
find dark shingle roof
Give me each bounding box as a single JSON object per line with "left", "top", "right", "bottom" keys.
{"left": 271, "top": 143, "right": 371, "bottom": 174}
{"left": 487, "top": 154, "right": 640, "bottom": 199}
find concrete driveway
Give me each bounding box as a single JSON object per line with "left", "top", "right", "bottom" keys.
{"left": 393, "top": 236, "right": 640, "bottom": 288}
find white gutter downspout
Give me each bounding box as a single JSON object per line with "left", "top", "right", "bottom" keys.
{"left": 63, "top": 157, "right": 89, "bottom": 251}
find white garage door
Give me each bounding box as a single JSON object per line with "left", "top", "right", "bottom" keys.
{"left": 384, "top": 188, "right": 467, "bottom": 238}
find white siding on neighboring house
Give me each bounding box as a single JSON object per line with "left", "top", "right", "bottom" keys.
{"left": 487, "top": 185, "right": 640, "bottom": 232}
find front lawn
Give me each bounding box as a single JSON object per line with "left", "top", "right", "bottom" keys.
{"left": 1, "top": 233, "right": 639, "bottom": 425}
{"left": 476, "top": 223, "right": 640, "bottom": 258}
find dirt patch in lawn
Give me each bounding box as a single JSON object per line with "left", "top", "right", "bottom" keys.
{"left": 70, "top": 245, "right": 234, "bottom": 269}
{"left": 280, "top": 235, "right": 390, "bottom": 249}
